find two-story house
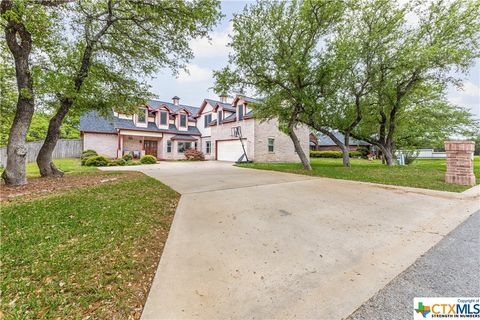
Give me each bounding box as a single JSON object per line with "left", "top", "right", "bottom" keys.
{"left": 80, "top": 95, "right": 310, "bottom": 162}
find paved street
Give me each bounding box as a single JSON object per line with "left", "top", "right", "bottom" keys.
{"left": 349, "top": 210, "right": 480, "bottom": 320}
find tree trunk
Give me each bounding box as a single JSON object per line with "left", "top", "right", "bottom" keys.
{"left": 342, "top": 131, "right": 352, "bottom": 167}
{"left": 317, "top": 127, "right": 350, "bottom": 167}
{"left": 36, "top": 100, "right": 71, "bottom": 177}
{"left": 377, "top": 143, "right": 395, "bottom": 166}
{"left": 2, "top": 101, "right": 34, "bottom": 185}
{"left": 288, "top": 124, "right": 311, "bottom": 171}
{"left": 1, "top": 2, "right": 35, "bottom": 186}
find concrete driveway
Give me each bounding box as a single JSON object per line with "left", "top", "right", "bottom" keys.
{"left": 101, "top": 161, "right": 479, "bottom": 319}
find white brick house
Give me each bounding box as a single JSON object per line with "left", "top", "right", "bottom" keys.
{"left": 80, "top": 95, "right": 309, "bottom": 162}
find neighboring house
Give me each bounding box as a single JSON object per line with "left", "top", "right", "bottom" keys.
{"left": 309, "top": 132, "right": 371, "bottom": 151}
{"left": 80, "top": 95, "right": 310, "bottom": 162}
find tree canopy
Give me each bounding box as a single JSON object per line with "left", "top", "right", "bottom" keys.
{"left": 214, "top": 0, "right": 345, "bottom": 170}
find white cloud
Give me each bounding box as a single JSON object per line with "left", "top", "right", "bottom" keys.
{"left": 176, "top": 64, "right": 212, "bottom": 83}
{"left": 448, "top": 81, "right": 480, "bottom": 119}
{"left": 189, "top": 22, "right": 233, "bottom": 58}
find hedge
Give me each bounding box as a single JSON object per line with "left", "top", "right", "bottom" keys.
{"left": 310, "top": 150, "right": 364, "bottom": 158}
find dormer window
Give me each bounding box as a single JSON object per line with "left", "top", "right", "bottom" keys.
{"left": 238, "top": 104, "right": 244, "bottom": 120}
{"left": 204, "top": 114, "right": 212, "bottom": 127}
{"left": 160, "top": 111, "right": 168, "bottom": 125}
{"left": 137, "top": 108, "right": 146, "bottom": 123}
{"left": 218, "top": 111, "right": 223, "bottom": 124}
{"left": 180, "top": 114, "right": 187, "bottom": 127}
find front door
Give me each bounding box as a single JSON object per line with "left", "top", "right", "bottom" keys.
{"left": 144, "top": 140, "right": 158, "bottom": 157}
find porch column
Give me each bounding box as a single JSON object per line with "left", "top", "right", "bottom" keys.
{"left": 141, "top": 136, "right": 146, "bottom": 157}
{"left": 117, "top": 134, "right": 124, "bottom": 158}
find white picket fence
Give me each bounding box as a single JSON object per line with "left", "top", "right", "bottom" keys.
{"left": 0, "top": 139, "right": 83, "bottom": 166}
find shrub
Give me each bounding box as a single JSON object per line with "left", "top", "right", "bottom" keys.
{"left": 356, "top": 146, "right": 370, "bottom": 158}
{"left": 81, "top": 156, "right": 93, "bottom": 165}
{"left": 140, "top": 155, "right": 157, "bottom": 164}
{"left": 126, "top": 160, "right": 141, "bottom": 166}
{"left": 81, "top": 150, "right": 98, "bottom": 165}
{"left": 115, "top": 158, "right": 127, "bottom": 166}
{"left": 84, "top": 155, "right": 110, "bottom": 167}
{"left": 348, "top": 151, "right": 362, "bottom": 158}
{"left": 82, "top": 149, "right": 97, "bottom": 157}
{"left": 107, "top": 162, "right": 118, "bottom": 166}
{"left": 310, "top": 151, "right": 343, "bottom": 158}
{"left": 403, "top": 150, "right": 419, "bottom": 165}
{"left": 184, "top": 148, "right": 205, "bottom": 161}
{"left": 122, "top": 153, "right": 132, "bottom": 161}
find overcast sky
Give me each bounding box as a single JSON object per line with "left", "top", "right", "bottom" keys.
{"left": 147, "top": 1, "right": 480, "bottom": 120}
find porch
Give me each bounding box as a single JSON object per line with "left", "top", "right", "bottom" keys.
{"left": 116, "top": 130, "right": 201, "bottom": 160}
{"left": 116, "top": 130, "right": 163, "bottom": 159}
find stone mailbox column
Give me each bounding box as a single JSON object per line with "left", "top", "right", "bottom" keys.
{"left": 444, "top": 140, "right": 476, "bottom": 186}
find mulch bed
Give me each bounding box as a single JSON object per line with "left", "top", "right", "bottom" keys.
{"left": 0, "top": 172, "right": 140, "bottom": 202}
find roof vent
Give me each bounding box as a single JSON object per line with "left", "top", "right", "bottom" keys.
{"left": 172, "top": 96, "right": 180, "bottom": 105}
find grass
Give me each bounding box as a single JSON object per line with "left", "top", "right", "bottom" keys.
{"left": 237, "top": 157, "right": 480, "bottom": 192}
{"left": 26, "top": 158, "right": 96, "bottom": 177}
{"left": 1, "top": 160, "right": 180, "bottom": 319}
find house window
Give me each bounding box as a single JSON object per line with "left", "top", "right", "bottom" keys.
{"left": 137, "top": 108, "right": 146, "bottom": 123}
{"left": 238, "top": 105, "right": 244, "bottom": 120}
{"left": 167, "top": 140, "right": 172, "bottom": 153}
{"left": 218, "top": 111, "right": 223, "bottom": 124}
{"left": 268, "top": 138, "right": 275, "bottom": 153}
{"left": 205, "top": 141, "right": 211, "bottom": 154}
{"left": 180, "top": 114, "right": 187, "bottom": 127}
{"left": 160, "top": 111, "right": 167, "bottom": 125}
{"left": 177, "top": 141, "right": 191, "bottom": 153}
{"left": 204, "top": 114, "right": 212, "bottom": 127}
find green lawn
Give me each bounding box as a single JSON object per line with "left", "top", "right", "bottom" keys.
{"left": 1, "top": 160, "right": 180, "bottom": 319}
{"left": 26, "top": 158, "right": 96, "bottom": 177}
{"left": 237, "top": 157, "right": 479, "bottom": 192}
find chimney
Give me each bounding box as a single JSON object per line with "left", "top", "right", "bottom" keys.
{"left": 219, "top": 94, "right": 227, "bottom": 103}
{"left": 172, "top": 96, "right": 180, "bottom": 106}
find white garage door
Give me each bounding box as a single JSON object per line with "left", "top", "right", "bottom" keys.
{"left": 217, "top": 140, "right": 247, "bottom": 162}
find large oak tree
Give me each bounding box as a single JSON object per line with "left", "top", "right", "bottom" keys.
{"left": 214, "top": 0, "right": 345, "bottom": 170}
{"left": 36, "top": 0, "right": 221, "bottom": 177}
{"left": 0, "top": 0, "right": 62, "bottom": 185}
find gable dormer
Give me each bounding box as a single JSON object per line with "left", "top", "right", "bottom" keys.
{"left": 156, "top": 105, "right": 172, "bottom": 129}
{"left": 133, "top": 107, "right": 148, "bottom": 128}
{"left": 175, "top": 108, "right": 191, "bottom": 131}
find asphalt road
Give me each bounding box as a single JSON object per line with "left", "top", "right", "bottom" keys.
{"left": 348, "top": 210, "right": 480, "bottom": 320}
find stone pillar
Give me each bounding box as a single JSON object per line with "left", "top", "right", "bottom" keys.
{"left": 444, "top": 140, "right": 476, "bottom": 186}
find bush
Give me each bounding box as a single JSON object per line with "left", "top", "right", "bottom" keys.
{"left": 84, "top": 155, "right": 110, "bottom": 167}
{"left": 115, "top": 158, "right": 127, "bottom": 166}
{"left": 310, "top": 151, "right": 343, "bottom": 158}
{"left": 403, "top": 150, "right": 419, "bottom": 165}
{"left": 126, "top": 160, "right": 141, "bottom": 166}
{"left": 107, "top": 162, "right": 118, "bottom": 166}
{"left": 81, "top": 150, "right": 98, "bottom": 165}
{"left": 82, "top": 149, "right": 97, "bottom": 157}
{"left": 184, "top": 148, "right": 205, "bottom": 161}
{"left": 348, "top": 151, "right": 362, "bottom": 158}
{"left": 140, "top": 155, "right": 157, "bottom": 164}
{"left": 122, "top": 153, "right": 132, "bottom": 161}
{"left": 356, "top": 146, "right": 370, "bottom": 158}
